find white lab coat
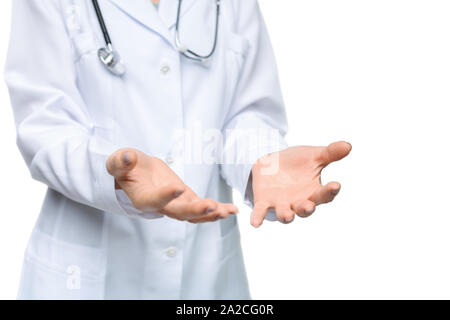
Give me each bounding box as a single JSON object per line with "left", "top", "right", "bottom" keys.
{"left": 5, "top": 0, "right": 288, "bottom": 299}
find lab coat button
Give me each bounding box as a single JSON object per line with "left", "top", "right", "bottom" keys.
{"left": 166, "top": 246, "right": 177, "bottom": 258}
{"left": 160, "top": 65, "right": 171, "bottom": 75}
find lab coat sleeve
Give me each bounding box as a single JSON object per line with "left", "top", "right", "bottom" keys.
{"left": 220, "top": 0, "right": 288, "bottom": 217}
{"left": 4, "top": 0, "right": 127, "bottom": 216}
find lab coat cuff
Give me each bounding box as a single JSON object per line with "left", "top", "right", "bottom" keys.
{"left": 92, "top": 140, "right": 129, "bottom": 216}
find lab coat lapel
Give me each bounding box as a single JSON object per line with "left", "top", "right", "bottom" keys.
{"left": 159, "top": 0, "right": 198, "bottom": 30}
{"left": 107, "top": 0, "right": 172, "bottom": 43}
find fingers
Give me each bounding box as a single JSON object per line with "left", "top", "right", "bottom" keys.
{"left": 219, "top": 204, "right": 239, "bottom": 219}
{"left": 276, "top": 182, "right": 340, "bottom": 221}
{"left": 276, "top": 204, "right": 295, "bottom": 224}
{"left": 188, "top": 215, "right": 220, "bottom": 224}
{"left": 251, "top": 203, "right": 271, "bottom": 228}
{"left": 187, "top": 203, "right": 239, "bottom": 224}
{"left": 320, "top": 141, "right": 352, "bottom": 166}
{"left": 309, "top": 182, "right": 341, "bottom": 205}
{"left": 292, "top": 199, "right": 316, "bottom": 218}
{"left": 164, "top": 198, "right": 218, "bottom": 220}
{"left": 106, "top": 149, "right": 138, "bottom": 179}
{"left": 184, "top": 198, "right": 218, "bottom": 219}
{"left": 251, "top": 180, "right": 343, "bottom": 226}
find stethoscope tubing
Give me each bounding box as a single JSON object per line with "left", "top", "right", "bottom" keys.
{"left": 175, "top": 0, "right": 221, "bottom": 62}
{"left": 92, "top": 0, "right": 112, "bottom": 47}
{"left": 92, "top": 0, "right": 221, "bottom": 75}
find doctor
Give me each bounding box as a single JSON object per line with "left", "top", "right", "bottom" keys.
{"left": 5, "top": 0, "right": 351, "bottom": 299}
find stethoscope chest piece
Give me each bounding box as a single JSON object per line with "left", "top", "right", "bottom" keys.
{"left": 98, "top": 46, "right": 126, "bottom": 77}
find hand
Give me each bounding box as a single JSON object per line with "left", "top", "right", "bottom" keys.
{"left": 107, "top": 149, "right": 238, "bottom": 222}
{"left": 250, "top": 141, "right": 352, "bottom": 227}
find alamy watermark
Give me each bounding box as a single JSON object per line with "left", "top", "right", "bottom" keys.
{"left": 170, "top": 122, "right": 285, "bottom": 175}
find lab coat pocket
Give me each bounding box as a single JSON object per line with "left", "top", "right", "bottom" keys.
{"left": 227, "top": 33, "right": 250, "bottom": 69}
{"left": 224, "top": 33, "right": 250, "bottom": 108}
{"left": 18, "top": 229, "right": 106, "bottom": 300}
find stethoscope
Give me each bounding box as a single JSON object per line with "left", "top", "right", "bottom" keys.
{"left": 91, "top": 0, "right": 221, "bottom": 76}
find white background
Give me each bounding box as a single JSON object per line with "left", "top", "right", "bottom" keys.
{"left": 1, "top": 0, "right": 450, "bottom": 300}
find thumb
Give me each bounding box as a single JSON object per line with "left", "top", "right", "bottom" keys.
{"left": 321, "top": 141, "right": 352, "bottom": 165}
{"left": 106, "top": 149, "right": 138, "bottom": 179}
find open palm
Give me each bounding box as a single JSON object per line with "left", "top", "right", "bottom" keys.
{"left": 251, "top": 141, "right": 352, "bottom": 227}
{"left": 107, "top": 149, "right": 238, "bottom": 222}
